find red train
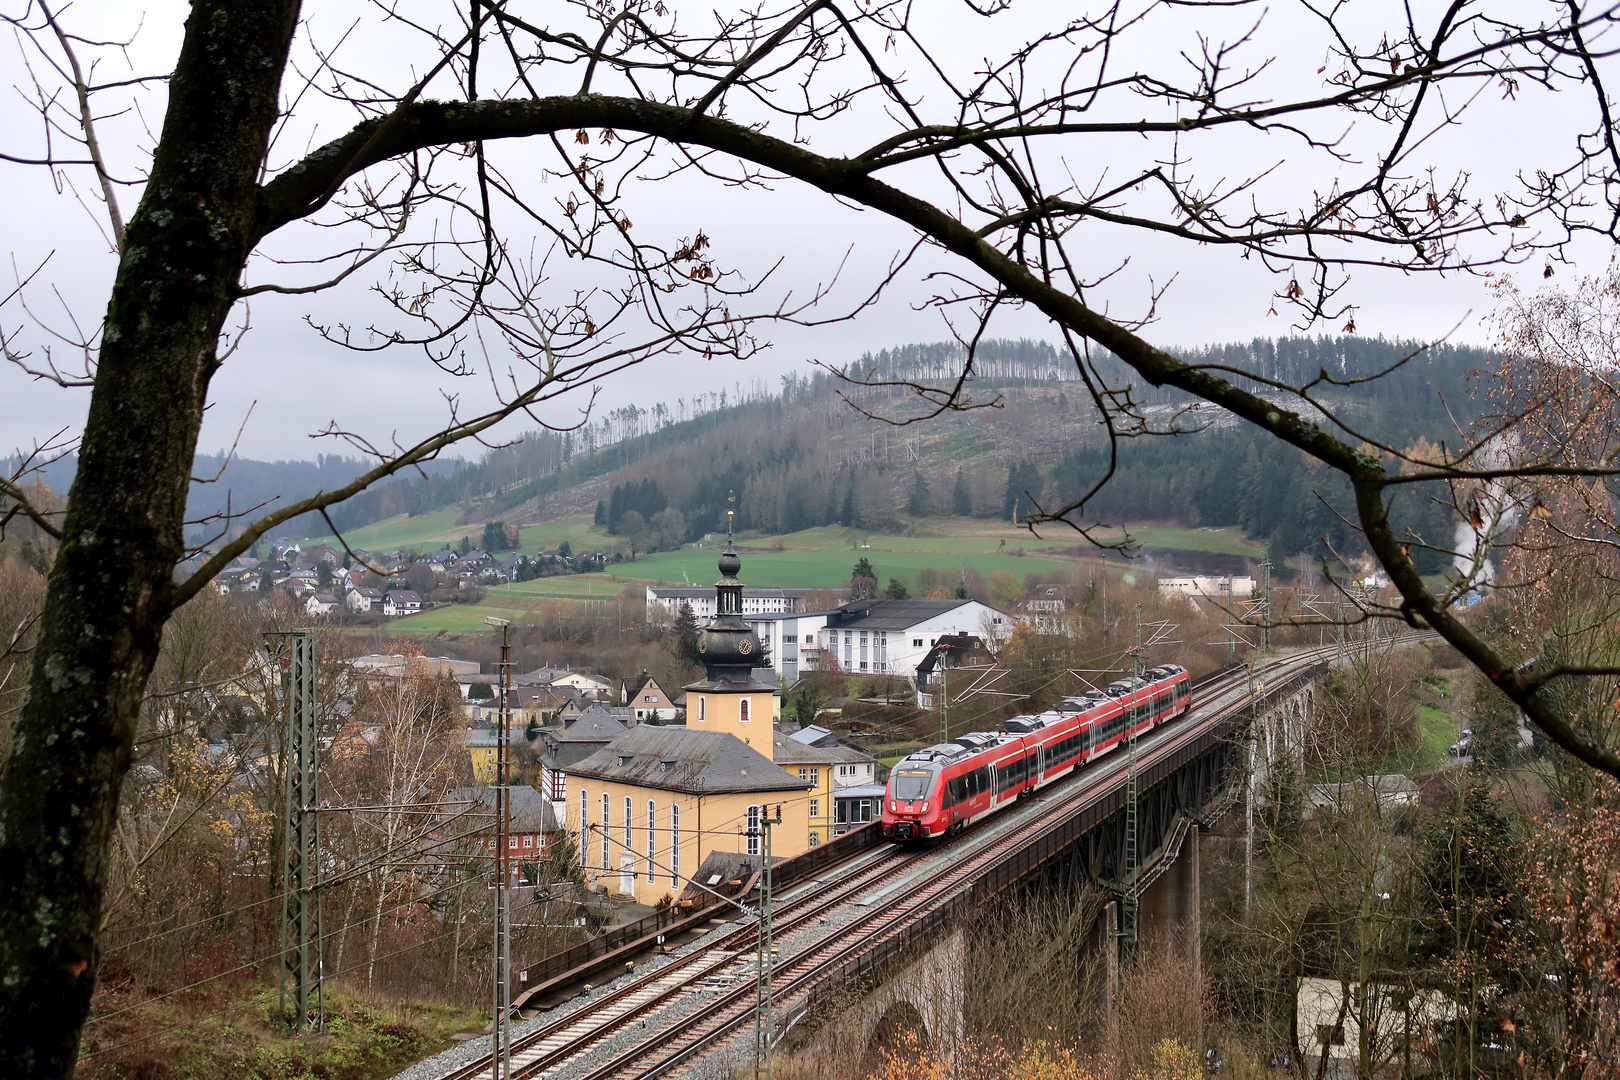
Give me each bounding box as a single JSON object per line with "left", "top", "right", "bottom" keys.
{"left": 881, "top": 665, "right": 1193, "bottom": 842}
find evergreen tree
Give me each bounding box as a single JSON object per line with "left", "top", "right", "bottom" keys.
{"left": 482, "top": 520, "right": 511, "bottom": 552}
{"left": 851, "top": 557, "right": 879, "bottom": 599}
{"left": 594, "top": 499, "right": 606, "bottom": 526}
{"left": 884, "top": 577, "right": 911, "bottom": 599}
{"left": 558, "top": 539, "right": 572, "bottom": 557}
{"left": 671, "top": 602, "right": 702, "bottom": 668}
{"left": 952, "top": 468, "right": 972, "bottom": 516}
{"left": 457, "top": 535, "right": 472, "bottom": 555}
{"left": 906, "top": 471, "right": 929, "bottom": 516}
{"left": 1416, "top": 770, "right": 1529, "bottom": 1073}
{"left": 1002, "top": 459, "right": 1042, "bottom": 520}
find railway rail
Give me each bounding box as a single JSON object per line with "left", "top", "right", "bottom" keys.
{"left": 432, "top": 644, "right": 1355, "bottom": 1080}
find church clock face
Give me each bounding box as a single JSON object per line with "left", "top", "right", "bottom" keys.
{"left": 697, "top": 637, "right": 708, "bottom": 653}
{"left": 737, "top": 638, "right": 754, "bottom": 656}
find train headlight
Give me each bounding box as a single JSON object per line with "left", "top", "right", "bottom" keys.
{"left": 920, "top": 802, "right": 928, "bottom": 813}
{"left": 889, "top": 800, "right": 896, "bottom": 812}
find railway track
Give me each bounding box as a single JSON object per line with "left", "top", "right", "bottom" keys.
{"left": 434, "top": 843, "right": 926, "bottom": 1080}
{"left": 436, "top": 645, "right": 1353, "bottom": 1080}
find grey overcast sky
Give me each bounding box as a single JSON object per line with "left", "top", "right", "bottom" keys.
{"left": 3, "top": 0, "right": 1616, "bottom": 464}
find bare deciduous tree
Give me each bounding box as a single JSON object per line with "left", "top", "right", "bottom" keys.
{"left": 4, "top": 1, "right": 1620, "bottom": 1073}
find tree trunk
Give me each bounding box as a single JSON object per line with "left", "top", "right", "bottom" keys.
{"left": 0, "top": 3, "right": 299, "bottom": 1074}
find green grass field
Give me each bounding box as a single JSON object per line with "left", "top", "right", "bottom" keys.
{"left": 310, "top": 510, "right": 1261, "bottom": 564}
{"left": 307, "top": 514, "right": 610, "bottom": 557}
{"left": 328, "top": 511, "right": 1274, "bottom": 640}
{"left": 589, "top": 546, "right": 1074, "bottom": 588}
{"left": 735, "top": 519, "right": 1262, "bottom": 558}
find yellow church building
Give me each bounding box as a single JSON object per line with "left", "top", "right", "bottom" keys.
{"left": 564, "top": 540, "right": 812, "bottom": 905}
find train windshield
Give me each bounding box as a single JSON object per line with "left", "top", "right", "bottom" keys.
{"left": 891, "top": 770, "right": 933, "bottom": 800}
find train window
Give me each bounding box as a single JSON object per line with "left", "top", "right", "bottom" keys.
{"left": 893, "top": 770, "right": 932, "bottom": 800}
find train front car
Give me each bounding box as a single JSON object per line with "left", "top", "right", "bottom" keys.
{"left": 882, "top": 758, "right": 943, "bottom": 842}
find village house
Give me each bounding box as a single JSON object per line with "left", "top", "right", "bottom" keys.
{"left": 346, "top": 586, "right": 384, "bottom": 614}
{"left": 620, "top": 670, "right": 680, "bottom": 722}
{"left": 447, "top": 786, "right": 562, "bottom": 872}
{"left": 382, "top": 589, "right": 424, "bottom": 616}
{"left": 771, "top": 724, "right": 878, "bottom": 847}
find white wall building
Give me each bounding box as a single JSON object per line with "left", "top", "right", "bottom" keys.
{"left": 645, "top": 584, "right": 817, "bottom": 620}
{"left": 1158, "top": 575, "right": 1255, "bottom": 604}
{"left": 760, "top": 598, "right": 1009, "bottom": 685}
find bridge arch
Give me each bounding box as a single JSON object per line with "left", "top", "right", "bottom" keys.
{"left": 860, "top": 1000, "right": 930, "bottom": 1073}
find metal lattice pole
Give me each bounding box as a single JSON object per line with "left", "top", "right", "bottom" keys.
{"left": 1259, "top": 558, "right": 1272, "bottom": 655}
{"left": 487, "top": 618, "right": 513, "bottom": 1080}
{"left": 755, "top": 805, "right": 783, "bottom": 1080}
{"left": 1224, "top": 577, "right": 1234, "bottom": 666}
{"left": 1119, "top": 606, "right": 1143, "bottom": 968}
{"left": 276, "top": 629, "right": 322, "bottom": 1034}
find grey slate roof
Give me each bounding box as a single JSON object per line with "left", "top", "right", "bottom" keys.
{"left": 566, "top": 726, "right": 810, "bottom": 795}
{"left": 772, "top": 726, "right": 875, "bottom": 767}
{"left": 825, "top": 598, "right": 974, "bottom": 631}
{"left": 446, "top": 785, "right": 560, "bottom": 833}
{"left": 554, "top": 704, "right": 629, "bottom": 742}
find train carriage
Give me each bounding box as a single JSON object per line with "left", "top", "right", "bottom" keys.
{"left": 881, "top": 664, "right": 1191, "bottom": 842}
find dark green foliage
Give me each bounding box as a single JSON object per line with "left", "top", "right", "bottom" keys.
{"left": 671, "top": 602, "right": 701, "bottom": 668}
{"left": 1003, "top": 459, "right": 1041, "bottom": 520}
{"left": 468, "top": 682, "right": 494, "bottom": 700}
{"left": 952, "top": 468, "right": 971, "bottom": 516}
{"left": 605, "top": 478, "right": 666, "bottom": 534}
{"left": 1416, "top": 770, "right": 1532, "bottom": 1073}
{"left": 594, "top": 499, "right": 605, "bottom": 526}
{"left": 316, "top": 562, "right": 334, "bottom": 589}
{"left": 482, "top": 520, "right": 514, "bottom": 552}
{"left": 1468, "top": 671, "right": 1527, "bottom": 767}
{"left": 456, "top": 535, "right": 471, "bottom": 555}
{"left": 851, "top": 557, "right": 878, "bottom": 599}
{"left": 753, "top": 635, "right": 773, "bottom": 668}
{"left": 884, "top": 577, "right": 910, "bottom": 599}
{"left": 558, "top": 539, "right": 571, "bottom": 557}
{"left": 906, "top": 471, "right": 928, "bottom": 516}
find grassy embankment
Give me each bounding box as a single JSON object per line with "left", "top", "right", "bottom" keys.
{"left": 80, "top": 983, "right": 481, "bottom": 1080}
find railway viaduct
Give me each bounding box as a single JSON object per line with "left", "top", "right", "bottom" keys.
{"left": 412, "top": 651, "right": 1337, "bottom": 1080}
{"left": 771, "top": 657, "right": 1325, "bottom": 1070}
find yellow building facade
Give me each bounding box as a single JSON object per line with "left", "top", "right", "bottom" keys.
{"left": 563, "top": 726, "right": 810, "bottom": 906}
{"left": 562, "top": 539, "right": 812, "bottom": 906}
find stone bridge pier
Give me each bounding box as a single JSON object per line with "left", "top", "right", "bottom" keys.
{"left": 790, "top": 924, "right": 965, "bottom": 1070}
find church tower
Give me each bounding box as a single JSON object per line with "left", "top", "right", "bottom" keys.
{"left": 684, "top": 534, "right": 775, "bottom": 758}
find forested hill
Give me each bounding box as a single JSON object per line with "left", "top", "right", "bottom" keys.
{"left": 4, "top": 335, "right": 1483, "bottom": 565}
{"left": 287, "top": 334, "right": 1494, "bottom": 575}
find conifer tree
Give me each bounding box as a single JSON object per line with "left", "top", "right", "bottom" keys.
{"left": 671, "top": 602, "right": 701, "bottom": 668}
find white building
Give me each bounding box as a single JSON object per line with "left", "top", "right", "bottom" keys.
{"left": 1158, "top": 575, "right": 1255, "bottom": 604}
{"left": 645, "top": 584, "right": 817, "bottom": 620}
{"left": 793, "top": 598, "right": 1009, "bottom": 684}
